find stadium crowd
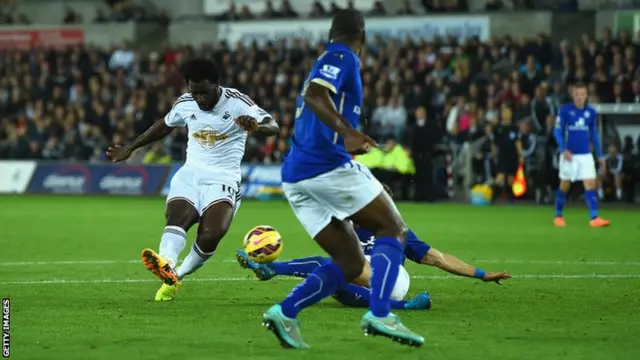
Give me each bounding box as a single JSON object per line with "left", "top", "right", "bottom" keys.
{"left": 1, "top": 17, "right": 639, "bottom": 200}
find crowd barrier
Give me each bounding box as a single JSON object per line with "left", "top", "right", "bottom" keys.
{"left": 0, "top": 161, "right": 283, "bottom": 199}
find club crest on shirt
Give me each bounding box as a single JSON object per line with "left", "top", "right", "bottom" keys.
{"left": 222, "top": 111, "right": 231, "bottom": 121}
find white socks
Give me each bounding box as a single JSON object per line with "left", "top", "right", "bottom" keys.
{"left": 176, "top": 242, "right": 214, "bottom": 280}
{"left": 159, "top": 226, "right": 187, "bottom": 267}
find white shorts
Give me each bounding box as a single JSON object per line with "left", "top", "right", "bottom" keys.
{"left": 559, "top": 153, "right": 597, "bottom": 181}
{"left": 365, "top": 255, "right": 410, "bottom": 301}
{"left": 167, "top": 165, "right": 241, "bottom": 216}
{"left": 283, "top": 160, "right": 384, "bottom": 238}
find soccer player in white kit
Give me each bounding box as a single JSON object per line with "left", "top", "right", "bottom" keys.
{"left": 553, "top": 83, "right": 610, "bottom": 227}
{"left": 107, "top": 59, "right": 279, "bottom": 300}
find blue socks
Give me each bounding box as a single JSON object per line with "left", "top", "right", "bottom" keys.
{"left": 279, "top": 261, "right": 346, "bottom": 318}
{"left": 368, "top": 236, "right": 405, "bottom": 317}
{"left": 555, "top": 189, "right": 567, "bottom": 217}
{"left": 584, "top": 189, "right": 599, "bottom": 219}
{"left": 333, "top": 283, "right": 409, "bottom": 310}
{"left": 556, "top": 188, "right": 599, "bottom": 219}
{"left": 268, "top": 256, "right": 329, "bottom": 277}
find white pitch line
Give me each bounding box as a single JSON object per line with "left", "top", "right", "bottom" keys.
{"left": 2, "top": 274, "right": 639, "bottom": 286}
{"left": 474, "top": 259, "right": 640, "bottom": 266}
{"left": 2, "top": 259, "right": 640, "bottom": 266}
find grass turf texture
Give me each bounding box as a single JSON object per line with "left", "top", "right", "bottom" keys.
{"left": 1, "top": 196, "right": 639, "bottom": 360}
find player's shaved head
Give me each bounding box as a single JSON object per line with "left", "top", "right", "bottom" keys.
{"left": 329, "top": 9, "right": 365, "bottom": 43}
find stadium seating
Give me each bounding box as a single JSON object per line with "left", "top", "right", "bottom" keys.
{"left": 1, "top": 0, "right": 639, "bottom": 201}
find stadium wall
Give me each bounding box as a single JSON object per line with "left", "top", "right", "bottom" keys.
{"left": 0, "top": 161, "right": 282, "bottom": 199}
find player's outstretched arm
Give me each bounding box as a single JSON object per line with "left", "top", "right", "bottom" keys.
{"left": 303, "top": 83, "right": 376, "bottom": 154}
{"left": 107, "top": 119, "right": 173, "bottom": 162}
{"left": 421, "top": 248, "right": 510, "bottom": 283}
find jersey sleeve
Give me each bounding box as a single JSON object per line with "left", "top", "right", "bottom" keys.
{"left": 553, "top": 106, "right": 567, "bottom": 152}
{"left": 164, "top": 97, "right": 191, "bottom": 127}
{"left": 308, "top": 51, "right": 356, "bottom": 94}
{"left": 588, "top": 107, "right": 602, "bottom": 157}
{"left": 403, "top": 230, "right": 432, "bottom": 264}
{"left": 238, "top": 104, "right": 272, "bottom": 123}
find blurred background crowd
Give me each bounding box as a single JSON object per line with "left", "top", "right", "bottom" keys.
{"left": 1, "top": 0, "right": 640, "bottom": 202}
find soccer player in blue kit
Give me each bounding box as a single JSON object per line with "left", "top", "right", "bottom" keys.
{"left": 553, "top": 83, "right": 610, "bottom": 227}
{"left": 237, "top": 187, "right": 511, "bottom": 310}
{"left": 261, "top": 9, "right": 424, "bottom": 348}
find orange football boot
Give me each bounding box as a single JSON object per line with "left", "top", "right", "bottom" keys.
{"left": 141, "top": 248, "right": 179, "bottom": 285}
{"left": 590, "top": 217, "right": 611, "bottom": 228}
{"left": 553, "top": 217, "right": 566, "bottom": 227}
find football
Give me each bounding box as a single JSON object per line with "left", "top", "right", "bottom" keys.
{"left": 242, "top": 225, "right": 283, "bottom": 264}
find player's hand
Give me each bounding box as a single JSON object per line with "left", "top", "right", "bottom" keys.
{"left": 344, "top": 129, "right": 378, "bottom": 155}
{"left": 106, "top": 145, "right": 132, "bottom": 162}
{"left": 598, "top": 157, "right": 606, "bottom": 173}
{"left": 482, "top": 271, "right": 511, "bottom": 284}
{"left": 234, "top": 115, "right": 260, "bottom": 132}
{"left": 563, "top": 150, "right": 573, "bottom": 161}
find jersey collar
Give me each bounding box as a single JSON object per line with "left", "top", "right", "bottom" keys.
{"left": 327, "top": 42, "right": 361, "bottom": 68}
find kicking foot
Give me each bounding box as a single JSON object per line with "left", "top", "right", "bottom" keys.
{"left": 141, "top": 248, "right": 178, "bottom": 285}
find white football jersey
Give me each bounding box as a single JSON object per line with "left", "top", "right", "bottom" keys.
{"left": 164, "top": 87, "right": 271, "bottom": 187}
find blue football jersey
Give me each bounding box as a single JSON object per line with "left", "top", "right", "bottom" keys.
{"left": 554, "top": 103, "right": 601, "bottom": 157}
{"left": 281, "top": 42, "right": 363, "bottom": 183}
{"left": 356, "top": 227, "right": 432, "bottom": 265}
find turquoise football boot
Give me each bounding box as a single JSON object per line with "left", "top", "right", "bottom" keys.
{"left": 361, "top": 311, "right": 425, "bottom": 347}
{"left": 403, "top": 292, "right": 432, "bottom": 310}
{"left": 235, "top": 250, "right": 276, "bottom": 280}
{"left": 262, "top": 305, "right": 310, "bottom": 349}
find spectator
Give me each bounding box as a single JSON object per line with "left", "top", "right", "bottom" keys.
{"left": 372, "top": 95, "right": 407, "bottom": 142}
{"left": 280, "top": 0, "right": 298, "bottom": 18}
{"left": 143, "top": 142, "right": 172, "bottom": 164}
{"left": 63, "top": 6, "right": 82, "bottom": 24}
{"left": 262, "top": 0, "right": 280, "bottom": 19}
{"left": 0, "top": 27, "right": 638, "bottom": 201}
{"left": 530, "top": 85, "right": 555, "bottom": 133}
{"left": 109, "top": 44, "right": 135, "bottom": 70}
{"left": 396, "top": 0, "right": 415, "bottom": 14}
{"left": 309, "top": 1, "right": 327, "bottom": 17}
{"left": 369, "top": 1, "right": 387, "bottom": 15}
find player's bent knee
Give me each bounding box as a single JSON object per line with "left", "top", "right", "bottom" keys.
{"left": 390, "top": 265, "right": 411, "bottom": 301}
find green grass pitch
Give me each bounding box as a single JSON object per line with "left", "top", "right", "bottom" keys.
{"left": 1, "top": 196, "right": 640, "bottom": 360}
